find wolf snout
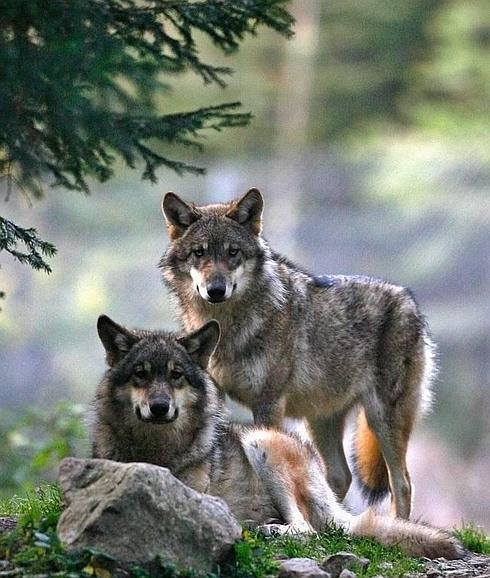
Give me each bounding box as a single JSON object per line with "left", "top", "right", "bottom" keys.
{"left": 206, "top": 278, "right": 227, "bottom": 302}
{"left": 142, "top": 395, "right": 179, "bottom": 423}
{"left": 149, "top": 398, "right": 170, "bottom": 419}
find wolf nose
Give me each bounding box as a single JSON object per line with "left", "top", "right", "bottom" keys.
{"left": 206, "top": 280, "right": 227, "bottom": 302}
{"left": 149, "top": 400, "right": 170, "bottom": 418}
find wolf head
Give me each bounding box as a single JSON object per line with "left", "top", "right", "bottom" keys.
{"left": 97, "top": 315, "right": 220, "bottom": 424}
{"left": 161, "top": 188, "right": 267, "bottom": 304}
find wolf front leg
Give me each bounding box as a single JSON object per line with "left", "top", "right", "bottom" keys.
{"left": 308, "top": 412, "right": 352, "bottom": 501}
{"left": 252, "top": 395, "right": 286, "bottom": 427}
{"left": 241, "top": 428, "right": 317, "bottom": 535}
{"left": 176, "top": 463, "right": 211, "bottom": 493}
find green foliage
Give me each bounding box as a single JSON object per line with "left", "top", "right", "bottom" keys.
{"left": 309, "top": 0, "right": 441, "bottom": 142}
{"left": 233, "top": 530, "right": 280, "bottom": 578}
{"left": 455, "top": 524, "right": 490, "bottom": 555}
{"left": 0, "top": 0, "right": 293, "bottom": 194}
{"left": 0, "top": 509, "right": 96, "bottom": 577}
{"left": 0, "top": 484, "right": 70, "bottom": 575}
{"left": 406, "top": 0, "right": 490, "bottom": 135}
{"left": 0, "top": 216, "right": 56, "bottom": 271}
{"left": 0, "top": 403, "right": 87, "bottom": 495}
{"left": 0, "top": 485, "right": 62, "bottom": 527}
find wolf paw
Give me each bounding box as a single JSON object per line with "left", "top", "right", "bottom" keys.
{"left": 257, "top": 523, "right": 288, "bottom": 537}
{"left": 257, "top": 522, "right": 316, "bottom": 537}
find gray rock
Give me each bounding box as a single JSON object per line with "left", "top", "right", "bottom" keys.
{"left": 338, "top": 569, "right": 357, "bottom": 578}
{"left": 279, "top": 558, "right": 332, "bottom": 578}
{"left": 426, "top": 568, "right": 442, "bottom": 577}
{"left": 420, "top": 554, "right": 490, "bottom": 578}
{"left": 57, "top": 458, "right": 242, "bottom": 572}
{"left": 0, "top": 518, "right": 17, "bottom": 534}
{"left": 320, "top": 552, "right": 370, "bottom": 578}
{"left": 401, "top": 554, "right": 490, "bottom": 578}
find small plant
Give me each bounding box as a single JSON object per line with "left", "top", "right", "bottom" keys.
{"left": 455, "top": 523, "right": 490, "bottom": 555}
{"left": 0, "top": 484, "right": 62, "bottom": 525}
{"left": 233, "top": 530, "right": 280, "bottom": 578}
{"left": 0, "top": 484, "right": 80, "bottom": 576}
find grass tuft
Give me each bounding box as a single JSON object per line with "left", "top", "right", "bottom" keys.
{"left": 0, "top": 484, "right": 62, "bottom": 528}
{"left": 233, "top": 525, "right": 422, "bottom": 578}
{"left": 455, "top": 523, "right": 490, "bottom": 555}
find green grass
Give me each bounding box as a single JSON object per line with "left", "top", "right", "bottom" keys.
{"left": 0, "top": 484, "right": 62, "bottom": 527}
{"left": 233, "top": 527, "right": 422, "bottom": 578}
{"left": 0, "top": 485, "right": 85, "bottom": 577}
{"left": 1, "top": 487, "right": 489, "bottom": 578}
{"left": 455, "top": 523, "right": 490, "bottom": 555}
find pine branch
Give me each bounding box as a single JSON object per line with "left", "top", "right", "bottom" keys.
{"left": 0, "top": 0, "right": 293, "bottom": 198}
{"left": 0, "top": 217, "right": 56, "bottom": 274}
{"left": 0, "top": 0, "right": 293, "bottom": 302}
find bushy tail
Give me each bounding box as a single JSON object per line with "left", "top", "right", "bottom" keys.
{"left": 348, "top": 510, "right": 466, "bottom": 559}
{"left": 352, "top": 409, "right": 389, "bottom": 504}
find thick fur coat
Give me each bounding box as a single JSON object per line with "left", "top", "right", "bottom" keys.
{"left": 160, "top": 189, "right": 436, "bottom": 519}
{"left": 90, "top": 317, "right": 463, "bottom": 560}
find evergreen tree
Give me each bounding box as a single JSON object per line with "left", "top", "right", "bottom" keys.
{"left": 0, "top": 0, "right": 293, "bottom": 300}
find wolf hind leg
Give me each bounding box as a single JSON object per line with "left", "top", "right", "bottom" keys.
{"left": 241, "top": 429, "right": 328, "bottom": 533}
{"left": 308, "top": 412, "right": 352, "bottom": 501}
{"left": 362, "top": 392, "right": 418, "bottom": 520}
{"left": 365, "top": 330, "right": 429, "bottom": 519}
{"left": 365, "top": 294, "right": 433, "bottom": 519}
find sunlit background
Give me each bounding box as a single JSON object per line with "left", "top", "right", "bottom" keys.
{"left": 1, "top": 1, "right": 489, "bottom": 530}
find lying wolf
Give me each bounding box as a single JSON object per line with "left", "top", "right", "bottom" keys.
{"left": 160, "top": 188, "right": 436, "bottom": 519}
{"left": 90, "top": 315, "right": 463, "bottom": 559}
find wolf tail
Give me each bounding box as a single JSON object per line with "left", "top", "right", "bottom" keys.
{"left": 345, "top": 509, "right": 466, "bottom": 559}
{"left": 352, "top": 409, "right": 389, "bottom": 505}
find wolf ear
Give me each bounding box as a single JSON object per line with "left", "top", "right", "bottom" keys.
{"left": 161, "top": 192, "right": 199, "bottom": 240}
{"left": 97, "top": 315, "right": 139, "bottom": 366}
{"left": 226, "top": 188, "right": 263, "bottom": 235}
{"left": 178, "top": 320, "right": 221, "bottom": 369}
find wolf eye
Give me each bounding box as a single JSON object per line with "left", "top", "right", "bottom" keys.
{"left": 170, "top": 369, "right": 183, "bottom": 380}
{"left": 228, "top": 247, "right": 240, "bottom": 257}
{"left": 193, "top": 247, "right": 204, "bottom": 258}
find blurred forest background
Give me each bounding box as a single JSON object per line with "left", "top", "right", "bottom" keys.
{"left": 1, "top": 1, "right": 489, "bottom": 530}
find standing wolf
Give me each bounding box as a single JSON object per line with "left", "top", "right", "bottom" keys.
{"left": 91, "top": 316, "right": 463, "bottom": 559}
{"left": 160, "top": 188, "right": 436, "bottom": 520}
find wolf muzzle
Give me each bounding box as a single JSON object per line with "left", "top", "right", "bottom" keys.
{"left": 136, "top": 395, "right": 179, "bottom": 424}
{"left": 206, "top": 276, "right": 228, "bottom": 303}
{"left": 191, "top": 267, "right": 238, "bottom": 303}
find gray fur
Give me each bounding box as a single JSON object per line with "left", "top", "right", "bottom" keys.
{"left": 90, "top": 320, "right": 464, "bottom": 559}
{"left": 160, "top": 189, "right": 437, "bottom": 519}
